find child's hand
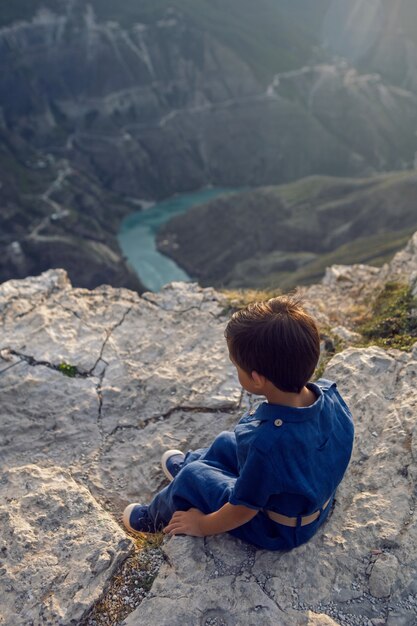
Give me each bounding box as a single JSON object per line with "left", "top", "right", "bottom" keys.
{"left": 164, "top": 508, "right": 206, "bottom": 537}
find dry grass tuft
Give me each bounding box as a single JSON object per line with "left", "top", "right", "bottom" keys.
{"left": 220, "top": 288, "right": 283, "bottom": 314}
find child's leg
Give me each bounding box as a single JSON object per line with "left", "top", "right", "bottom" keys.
{"left": 124, "top": 431, "right": 239, "bottom": 531}
{"left": 182, "top": 431, "right": 239, "bottom": 475}
{"left": 148, "top": 458, "right": 236, "bottom": 528}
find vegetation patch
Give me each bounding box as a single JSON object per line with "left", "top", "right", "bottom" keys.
{"left": 220, "top": 288, "right": 282, "bottom": 315}
{"left": 271, "top": 227, "right": 417, "bottom": 291}
{"left": 58, "top": 362, "right": 79, "bottom": 377}
{"left": 313, "top": 331, "right": 345, "bottom": 381}
{"left": 357, "top": 282, "right": 417, "bottom": 351}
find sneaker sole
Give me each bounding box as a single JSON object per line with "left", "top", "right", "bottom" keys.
{"left": 161, "top": 449, "right": 184, "bottom": 482}
{"left": 122, "top": 503, "right": 139, "bottom": 533}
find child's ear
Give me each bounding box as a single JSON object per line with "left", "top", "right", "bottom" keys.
{"left": 251, "top": 371, "right": 267, "bottom": 390}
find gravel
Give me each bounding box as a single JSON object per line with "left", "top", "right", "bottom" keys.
{"left": 80, "top": 536, "right": 164, "bottom": 626}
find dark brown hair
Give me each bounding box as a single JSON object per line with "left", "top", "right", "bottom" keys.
{"left": 224, "top": 296, "right": 320, "bottom": 393}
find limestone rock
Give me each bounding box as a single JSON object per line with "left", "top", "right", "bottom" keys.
{"left": 123, "top": 536, "right": 286, "bottom": 626}
{"left": 322, "top": 263, "right": 381, "bottom": 288}
{"left": 123, "top": 340, "right": 417, "bottom": 624}
{"left": 306, "top": 613, "right": 341, "bottom": 626}
{"left": 369, "top": 554, "right": 400, "bottom": 598}
{"left": 129, "top": 331, "right": 415, "bottom": 622}
{"left": 0, "top": 272, "right": 241, "bottom": 511}
{"left": 298, "top": 229, "right": 417, "bottom": 334}
{"left": 0, "top": 465, "right": 131, "bottom": 626}
{"left": 1, "top": 231, "right": 417, "bottom": 625}
{"left": 0, "top": 361, "right": 101, "bottom": 466}
{"left": 383, "top": 231, "right": 417, "bottom": 280}
{"left": 330, "top": 325, "right": 362, "bottom": 344}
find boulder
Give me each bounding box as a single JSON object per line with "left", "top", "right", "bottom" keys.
{"left": 0, "top": 465, "right": 131, "bottom": 625}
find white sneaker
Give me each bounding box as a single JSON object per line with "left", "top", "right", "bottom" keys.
{"left": 161, "top": 449, "right": 185, "bottom": 481}
{"left": 122, "top": 503, "right": 153, "bottom": 532}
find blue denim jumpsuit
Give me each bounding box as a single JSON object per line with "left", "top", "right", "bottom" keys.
{"left": 148, "top": 379, "right": 354, "bottom": 550}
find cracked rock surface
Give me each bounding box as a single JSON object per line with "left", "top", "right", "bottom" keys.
{"left": 0, "top": 274, "right": 242, "bottom": 625}
{"left": 0, "top": 233, "right": 417, "bottom": 625}
{"left": 123, "top": 341, "right": 417, "bottom": 626}
{"left": 0, "top": 465, "right": 131, "bottom": 626}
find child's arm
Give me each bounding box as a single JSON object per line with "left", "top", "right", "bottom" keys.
{"left": 163, "top": 503, "right": 258, "bottom": 537}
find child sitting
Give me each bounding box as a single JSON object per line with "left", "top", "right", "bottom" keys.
{"left": 123, "top": 296, "right": 354, "bottom": 550}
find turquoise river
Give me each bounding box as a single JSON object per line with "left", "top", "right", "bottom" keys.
{"left": 118, "top": 188, "right": 236, "bottom": 292}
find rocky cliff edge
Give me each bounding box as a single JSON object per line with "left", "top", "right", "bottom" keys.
{"left": 1, "top": 233, "right": 417, "bottom": 626}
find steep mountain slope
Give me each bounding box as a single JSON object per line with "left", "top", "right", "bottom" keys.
{"left": 0, "top": 130, "right": 143, "bottom": 290}
{"left": 0, "top": 3, "right": 263, "bottom": 287}
{"left": 1, "top": 8, "right": 416, "bottom": 195}
{"left": 2, "top": 1, "right": 416, "bottom": 187}
{"left": 322, "top": 0, "right": 417, "bottom": 92}
{"left": 1, "top": 1, "right": 417, "bottom": 290}
{"left": 4, "top": 0, "right": 415, "bottom": 91}
{"left": 157, "top": 171, "right": 417, "bottom": 289}
{"left": 0, "top": 0, "right": 324, "bottom": 82}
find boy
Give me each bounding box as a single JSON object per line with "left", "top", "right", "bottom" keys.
{"left": 123, "top": 296, "right": 354, "bottom": 550}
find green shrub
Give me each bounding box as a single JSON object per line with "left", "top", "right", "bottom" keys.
{"left": 358, "top": 282, "right": 417, "bottom": 351}
{"left": 58, "top": 362, "right": 78, "bottom": 377}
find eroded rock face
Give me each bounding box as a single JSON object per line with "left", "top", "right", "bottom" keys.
{"left": 0, "top": 274, "right": 241, "bottom": 509}
{"left": 383, "top": 231, "right": 417, "bottom": 296}
{"left": 0, "top": 465, "right": 131, "bottom": 626}
{"left": 0, "top": 271, "right": 243, "bottom": 624}
{"left": 0, "top": 233, "right": 416, "bottom": 624}
{"left": 156, "top": 172, "right": 417, "bottom": 291}
{"left": 2, "top": 4, "right": 417, "bottom": 292}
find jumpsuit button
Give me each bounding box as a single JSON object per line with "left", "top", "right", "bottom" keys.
{"left": 274, "top": 419, "right": 283, "bottom": 427}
